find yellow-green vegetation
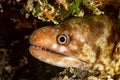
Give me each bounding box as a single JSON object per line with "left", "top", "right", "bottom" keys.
{"left": 23, "top": 0, "right": 104, "bottom": 24}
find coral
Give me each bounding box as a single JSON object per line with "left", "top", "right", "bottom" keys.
{"left": 23, "top": 0, "right": 105, "bottom": 24}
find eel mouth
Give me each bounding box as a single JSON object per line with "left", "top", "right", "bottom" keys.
{"left": 31, "top": 45, "right": 51, "bottom": 52}
{"left": 30, "top": 45, "right": 66, "bottom": 56}
{"left": 29, "top": 45, "right": 92, "bottom": 69}
{"left": 30, "top": 45, "right": 90, "bottom": 63}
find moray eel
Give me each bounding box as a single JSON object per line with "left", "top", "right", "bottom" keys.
{"left": 29, "top": 15, "right": 120, "bottom": 76}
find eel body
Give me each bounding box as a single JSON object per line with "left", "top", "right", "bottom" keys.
{"left": 29, "top": 15, "right": 120, "bottom": 76}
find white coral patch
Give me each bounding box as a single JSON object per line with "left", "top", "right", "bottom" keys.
{"left": 94, "top": 63, "right": 104, "bottom": 71}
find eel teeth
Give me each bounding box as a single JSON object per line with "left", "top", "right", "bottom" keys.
{"left": 32, "top": 46, "right": 41, "bottom": 49}
{"left": 32, "top": 45, "right": 50, "bottom": 51}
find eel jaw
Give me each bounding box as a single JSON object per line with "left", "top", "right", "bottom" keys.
{"left": 29, "top": 45, "right": 92, "bottom": 69}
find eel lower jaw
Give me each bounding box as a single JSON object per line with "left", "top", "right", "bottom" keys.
{"left": 29, "top": 45, "right": 92, "bottom": 69}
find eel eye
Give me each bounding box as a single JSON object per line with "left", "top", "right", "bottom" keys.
{"left": 57, "top": 32, "right": 70, "bottom": 45}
